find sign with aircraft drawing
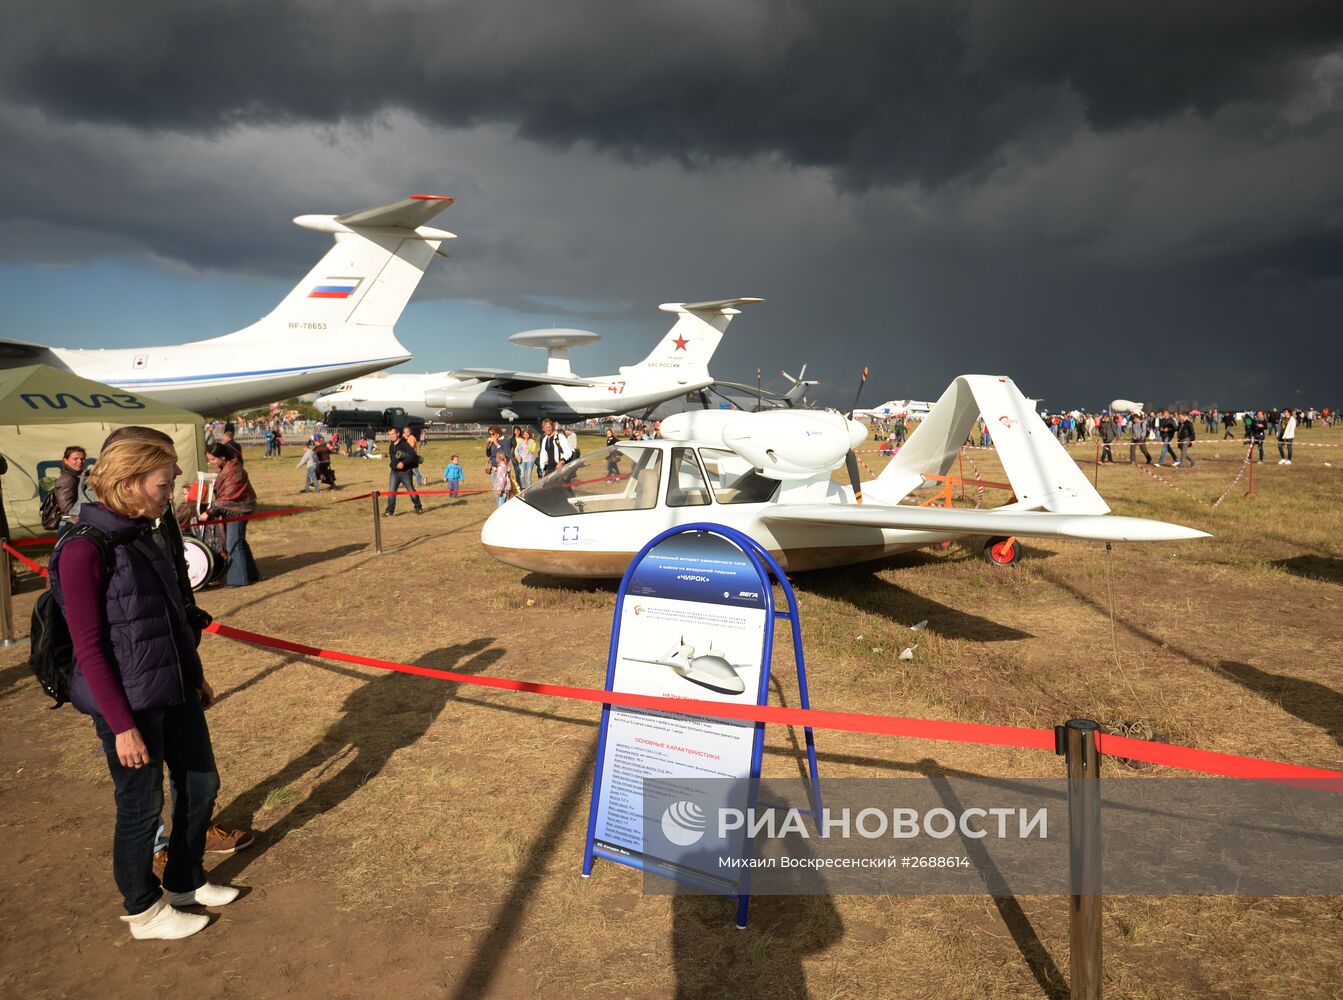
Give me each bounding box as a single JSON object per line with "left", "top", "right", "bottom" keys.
{"left": 587, "top": 530, "right": 771, "bottom": 893}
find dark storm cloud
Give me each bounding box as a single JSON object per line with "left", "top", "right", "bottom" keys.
{"left": 4, "top": 0, "right": 1342, "bottom": 189}
{"left": 0, "top": 1, "right": 1340, "bottom": 407}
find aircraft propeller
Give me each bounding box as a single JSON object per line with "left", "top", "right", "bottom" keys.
{"left": 845, "top": 366, "right": 869, "bottom": 504}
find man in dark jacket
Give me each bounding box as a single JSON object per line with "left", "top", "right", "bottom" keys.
{"left": 1250, "top": 410, "right": 1268, "bottom": 462}
{"left": 1155, "top": 410, "right": 1179, "bottom": 467}
{"left": 1176, "top": 412, "right": 1196, "bottom": 467}
{"left": 384, "top": 427, "right": 423, "bottom": 516}
{"left": 1098, "top": 414, "right": 1117, "bottom": 463}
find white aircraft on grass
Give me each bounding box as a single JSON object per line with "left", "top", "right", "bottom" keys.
{"left": 0, "top": 195, "right": 455, "bottom": 413}
{"left": 316, "top": 297, "right": 762, "bottom": 425}
{"left": 480, "top": 373, "right": 1208, "bottom": 577}
{"left": 853, "top": 398, "right": 935, "bottom": 421}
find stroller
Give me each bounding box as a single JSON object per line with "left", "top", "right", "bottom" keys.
{"left": 178, "top": 472, "right": 229, "bottom": 590}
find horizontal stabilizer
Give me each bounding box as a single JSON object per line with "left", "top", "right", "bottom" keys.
{"left": 659, "top": 297, "right": 765, "bottom": 317}
{"left": 335, "top": 194, "right": 455, "bottom": 231}
{"left": 763, "top": 503, "right": 1210, "bottom": 543}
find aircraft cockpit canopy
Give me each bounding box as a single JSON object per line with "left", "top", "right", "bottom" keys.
{"left": 519, "top": 444, "right": 778, "bottom": 517}
{"left": 520, "top": 445, "right": 663, "bottom": 516}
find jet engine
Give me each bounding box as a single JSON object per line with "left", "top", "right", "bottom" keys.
{"left": 425, "top": 385, "right": 513, "bottom": 411}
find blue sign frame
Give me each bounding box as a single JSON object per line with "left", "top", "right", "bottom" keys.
{"left": 581, "top": 522, "right": 822, "bottom": 929}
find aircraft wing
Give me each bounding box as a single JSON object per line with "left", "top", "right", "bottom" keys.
{"left": 762, "top": 503, "right": 1209, "bottom": 543}
{"left": 447, "top": 368, "right": 599, "bottom": 388}
{"left": 0, "top": 337, "right": 63, "bottom": 367}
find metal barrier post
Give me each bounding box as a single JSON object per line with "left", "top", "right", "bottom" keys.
{"left": 1058, "top": 718, "right": 1102, "bottom": 999}
{"left": 1245, "top": 443, "right": 1256, "bottom": 498}
{"left": 0, "top": 541, "right": 20, "bottom": 647}
{"left": 372, "top": 491, "right": 383, "bottom": 555}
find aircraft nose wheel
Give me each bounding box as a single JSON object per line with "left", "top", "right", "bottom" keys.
{"left": 984, "top": 535, "right": 1022, "bottom": 566}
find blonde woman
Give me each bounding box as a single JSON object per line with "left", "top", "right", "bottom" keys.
{"left": 49, "top": 437, "right": 237, "bottom": 940}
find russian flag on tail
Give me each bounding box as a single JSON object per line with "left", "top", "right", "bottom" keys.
{"left": 308, "top": 278, "right": 360, "bottom": 299}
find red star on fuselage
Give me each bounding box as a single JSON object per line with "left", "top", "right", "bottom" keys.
{"left": 673, "top": 335, "right": 689, "bottom": 351}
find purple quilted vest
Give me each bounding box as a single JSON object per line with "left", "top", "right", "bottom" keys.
{"left": 50, "top": 503, "right": 202, "bottom": 716}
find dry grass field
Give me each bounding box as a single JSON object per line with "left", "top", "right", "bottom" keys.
{"left": 1, "top": 423, "right": 1340, "bottom": 998}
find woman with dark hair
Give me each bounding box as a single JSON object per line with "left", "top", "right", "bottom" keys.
{"left": 201, "top": 442, "right": 260, "bottom": 587}
{"left": 50, "top": 436, "right": 237, "bottom": 940}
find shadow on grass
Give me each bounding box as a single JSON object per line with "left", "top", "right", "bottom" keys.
{"left": 802, "top": 559, "right": 1032, "bottom": 642}
{"left": 0, "top": 661, "right": 31, "bottom": 699}
{"left": 520, "top": 573, "right": 621, "bottom": 594}
{"left": 671, "top": 892, "right": 843, "bottom": 1000}
{"left": 252, "top": 542, "right": 368, "bottom": 582}
{"left": 1270, "top": 555, "right": 1343, "bottom": 585}
{"left": 924, "top": 761, "right": 1068, "bottom": 999}
{"left": 1215, "top": 660, "right": 1342, "bottom": 748}
{"left": 1040, "top": 566, "right": 1343, "bottom": 753}
{"left": 448, "top": 739, "right": 598, "bottom": 1000}
{"left": 209, "top": 639, "right": 504, "bottom": 883}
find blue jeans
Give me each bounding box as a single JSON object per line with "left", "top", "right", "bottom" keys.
{"left": 225, "top": 518, "right": 260, "bottom": 586}
{"left": 92, "top": 698, "right": 220, "bottom": 914}
{"left": 519, "top": 460, "right": 535, "bottom": 489}
{"left": 1157, "top": 441, "right": 1178, "bottom": 465}
{"left": 385, "top": 471, "right": 420, "bottom": 513}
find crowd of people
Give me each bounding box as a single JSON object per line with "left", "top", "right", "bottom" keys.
{"left": 870, "top": 404, "right": 1334, "bottom": 470}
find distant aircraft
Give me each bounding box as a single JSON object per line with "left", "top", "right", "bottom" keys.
{"left": 317, "top": 297, "right": 762, "bottom": 426}
{"left": 0, "top": 195, "right": 455, "bottom": 413}
{"left": 638, "top": 364, "right": 818, "bottom": 421}
{"left": 481, "top": 373, "right": 1208, "bottom": 578}
{"left": 853, "top": 398, "right": 935, "bottom": 421}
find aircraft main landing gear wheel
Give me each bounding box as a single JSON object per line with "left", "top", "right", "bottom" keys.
{"left": 984, "top": 535, "right": 1022, "bottom": 567}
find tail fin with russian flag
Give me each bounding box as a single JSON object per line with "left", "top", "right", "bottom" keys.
{"left": 220, "top": 194, "right": 456, "bottom": 341}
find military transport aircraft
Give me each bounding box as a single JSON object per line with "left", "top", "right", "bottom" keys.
{"left": 0, "top": 195, "right": 454, "bottom": 413}
{"left": 316, "top": 297, "right": 762, "bottom": 425}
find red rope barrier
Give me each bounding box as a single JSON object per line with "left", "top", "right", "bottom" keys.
{"left": 3, "top": 541, "right": 48, "bottom": 577}
{"left": 189, "top": 506, "right": 316, "bottom": 527}
{"left": 203, "top": 621, "right": 1343, "bottom": 784}
{"left": 12, "top": 535, "right": 57, "bottom": 548}
{"left": 334, "top": 488, "right": 493, "bottom": 504}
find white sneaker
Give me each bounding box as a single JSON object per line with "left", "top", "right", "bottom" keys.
{"left": 120, "top": 898, "right": 209, "bottom": 940}
{"left": 168, "top": 882, "right": 242, "bottom": 908}
{"left": 1285, "top": 460, "right": 1292, "bottom": 465}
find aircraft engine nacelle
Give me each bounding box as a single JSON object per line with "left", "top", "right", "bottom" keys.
{"left": 425, "top": 385, "right": 513, "bottom": 411}
{"left": 721, "top": 410, "right": 867, "bottom": 480}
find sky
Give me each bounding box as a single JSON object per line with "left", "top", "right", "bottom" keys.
{"left": 1, "top": 1, "right": 1341, "bottom": 410}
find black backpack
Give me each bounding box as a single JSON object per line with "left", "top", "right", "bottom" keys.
{"left": 28, "top": 524, "right": 120, "bottom": 708}
{"left": 39, "top": 490, "right": 62, "bottom": 531}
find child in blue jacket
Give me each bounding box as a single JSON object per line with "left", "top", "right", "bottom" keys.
{"left": 444, "top": 455, "right": 464, "bottom": 497}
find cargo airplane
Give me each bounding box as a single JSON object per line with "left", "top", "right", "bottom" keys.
{"left": 0, "top": 195, "right": 455, "bottom": 413}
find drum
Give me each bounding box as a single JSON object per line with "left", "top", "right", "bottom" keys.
{"left": 182, "top": 536, "right": 215, "bottom": 591}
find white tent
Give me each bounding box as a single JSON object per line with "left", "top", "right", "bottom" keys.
{"left": 0, "top": 365, "right": 205, "bottom": 539}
